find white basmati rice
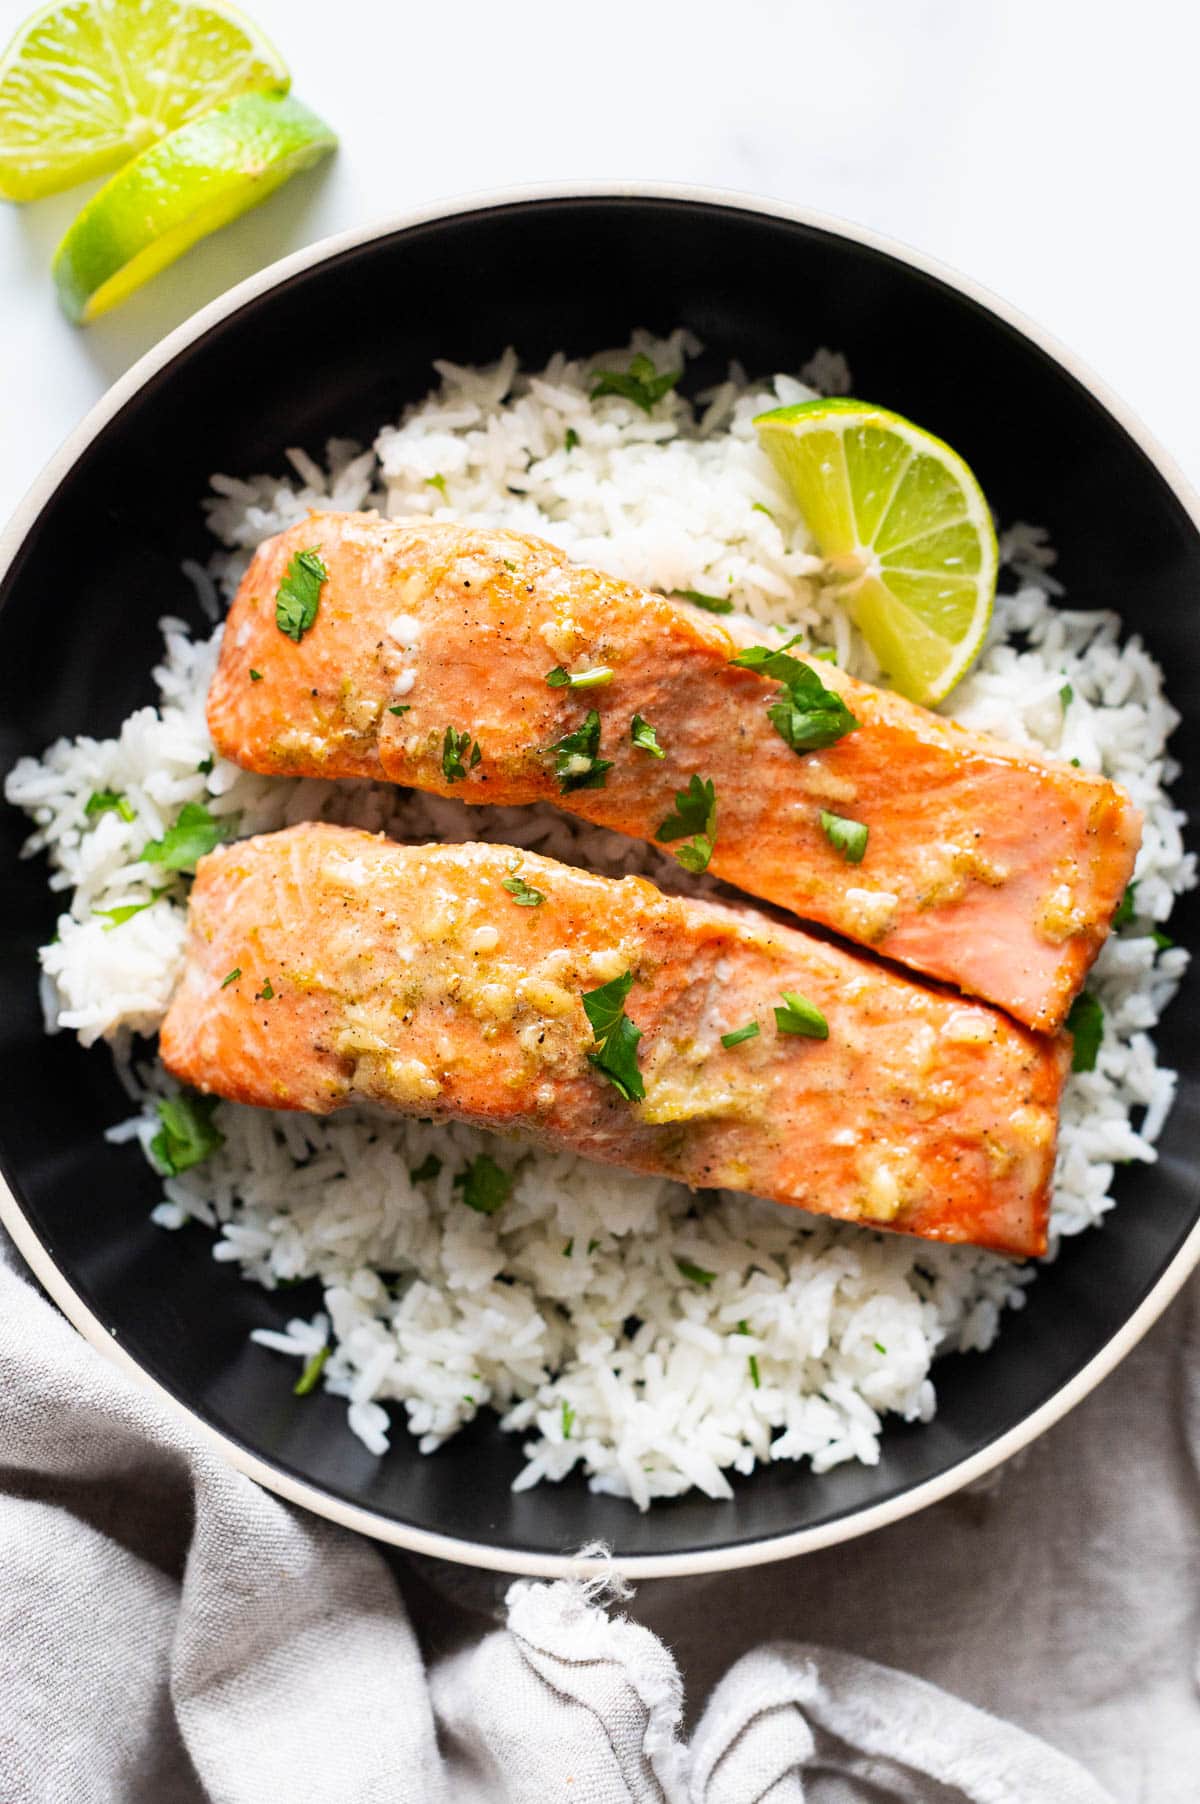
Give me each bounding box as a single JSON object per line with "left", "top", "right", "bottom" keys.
{"left": 5, "top": 333, "right": 1194, "bottom": 1506}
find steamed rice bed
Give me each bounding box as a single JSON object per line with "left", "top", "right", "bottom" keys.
{"left": 6, "top": 332, "right": 1193, "bottom": 1508}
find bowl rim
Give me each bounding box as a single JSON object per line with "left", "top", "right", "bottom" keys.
{"left": 2, "top": 179, "right": 1199, "bottom": 1580}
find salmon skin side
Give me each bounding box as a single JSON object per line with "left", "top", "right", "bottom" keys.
{"left": 206, "top": 513, "right": 1142, "bottom": 1033}
{"left": 159, "top": 823, "right": 1070, "bottom": 1258}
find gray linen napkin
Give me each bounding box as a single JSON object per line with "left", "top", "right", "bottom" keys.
{"left": 0, "top": 1225, "right": 1184, "bottom": 1803}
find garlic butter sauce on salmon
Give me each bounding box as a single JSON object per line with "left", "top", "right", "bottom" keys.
{"left": 9, "top": 333, "right": 1189, "bottom": 1502}
{"left": 207, "top": 514, "right": 1141, "bottom": 1033}
{"left": 161, "top": 824, "right": 1068, "bottom": 1259}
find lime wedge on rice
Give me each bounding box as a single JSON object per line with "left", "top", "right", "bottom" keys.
{"left": 754, "top": 398, "right": 997, "bottom": 705}
{"left": 0, "top": 0, "right": 290, "bottom": 201}
{"left": 51, "top": 89, "right": 336, "bottom": 322}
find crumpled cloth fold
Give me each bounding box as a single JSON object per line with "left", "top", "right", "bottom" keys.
{"left": 435, "top": 1584, "right": 1114, "bottom": 1803}
{"left": 0, "top": 1227, "right": 1175, "bottom": 1802}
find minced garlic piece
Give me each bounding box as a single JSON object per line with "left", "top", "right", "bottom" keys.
{"left": 842, "top": 887, "right": 899, "bottom": 943}
{"left": 338, "top": 679, "right": 382, "bottom": 736}
{"left": 637, "top": 1077, "right": 751, "bottom": 1127}
{"left": 539, "top": 615, "right": 585, "bottom": 661}
{"left": 859, "top": 1160, "right": 902, "bottom": 1222}
{"left": 354, "top": 1052, "right": 440, "bottom": 1104}
{"left": 916, "top": 841, "right": 1009, "bottom": 910}
{"left": 586, "top": 945, "right": 632, "bottom": 983}
{"left": 469, "top": 982, "right": 515, "bottom": 1023}
{"left": 1008, "top": 1104, "right": 1054, "bottom": 1148}
{"left": 518, "top": 974, "right": 577, "bottom": 1018}
{"left": 451, "top": 557, "right": 496, "bottom": 590}
{"left": 941, "top": 1008, "right": 996, "bottom": 1046}
{"left": 386, "top": 612, "right": 423, "bottom": 647}
{"left": 325, "top": 855, "right": 370, "bottom": 887}
{"left": 1036, "top": 883, "right": 1088, "bottom": 944}
{"left": 797, "top": 760, "right": 858, "bottom": 804}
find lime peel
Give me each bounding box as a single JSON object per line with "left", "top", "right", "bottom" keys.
{"left": 51, "top": 89, "right": 336, "bottom": 322}
{"left": 754, "top": 397, "right": 997, "bottom": 705}
{"left": 0, "top": 0, "right": 290, "bottom": 201}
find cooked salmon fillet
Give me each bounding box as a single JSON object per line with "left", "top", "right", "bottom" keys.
{"left": 207, "top": 514, "right": 1141, "bottom": 1032}
{"left": 160, "top": 823, "right": 1069, "bottom": 1257}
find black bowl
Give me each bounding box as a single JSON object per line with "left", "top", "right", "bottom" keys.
{"left": 2, "top": 189, "right": 1198, "bottom": 1576}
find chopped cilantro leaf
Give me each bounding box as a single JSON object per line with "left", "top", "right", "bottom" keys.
{"left": 1066, "top": 991, "right": 1103, "bottom": 1072}
{"left": 737, "top": 1319, "right": 750, "bottom": 1334}
{"left": 454, "top": 1154, "right": 513, "bottom": 1215}
{"left": 731, "top": 636, "right": 858, "bottom": 752}
{"left": 93, "top": 890, "right": 165, "bottom": 930}
{"left": 675, "top": 1258, "right": 716, "bottom": 1286}
{"left": 442, "top": 726, "right": 480, "bottom": 782}
{"left": 630, "top": 714, "right": 664, "bottom": 758}
{"left": 388, "top": 704, "right": 411, "bottom": 716}
{"left": 502, "top": 874, "right": 546, "bottom": 906}
{"left": 774, "top": 989, "right": 829, "bottom": 1039}
{"left": 547, "top": 709, "right": 612, "bottom": 791}
{"left": 1060, "top": 681, "right": 1074, "bottom": 708}
{"left": 748, "top": 1354, "right": 761, "bottom": 1388}
{"left": 410, "top": 1153, "right": 443, "bottom": 1183}
{"left": 587, "top": 1238, "right": 598, "bottom": 1254}
{"left": 545, "top": 665, "right": 614, "bottom": 689}
{"left": 563, "top": 1237, "right": 574, "bottom": 1257}
{"left": 655, "top": 773, "right": 716, "bottom": 873}
{"left": 561, "top": 1401, "right": 575, "bottom": 1439}
{"left": 819, "top": 809, "right": 869, "bottom": 864}
{"left": 588, "top": 1012, "right": 646, "bottom": 1102}
{"left": 581, "top": 969, "right": 645, "bottom": 1101}
{"left": 141, "top": 802, "right": 234, "bottom": 872}
{"left": 85, "top": 790, "right": 135, "bottom": 824}
{"left": 274, "top": 547, "right": 328, "bottom": 643}
{"left": 1113, "top": 881, "right": 1138, "bottom": 929}
{"left": 564, "top": 428, "right": 580, "bottom": 451}
{"left": 197, "top": 755, "right": 214, "bottom": 776}
{"left": 671, "top": 588, "right": 734, "bottom": 615}
{"left": 1070, "top": 757, "right": 1082, "bottom": 767}
{"left": 874, "top": 1341, "right": 887, "bottom": 1354}
{"left": 1154, "top": 930, "right": 1175, "bottom": 951}
{"left": 293, "top": 1344, "right": 330, "bottom": 1396}
{"left": 249, "top": 668, "right": 263, "bottom": 682}
{"left": 582, "top": 968, "right": 632, "bottom": 1040}
{"left": 751, "top": 502, "right": 773, "bottom": 519}
{"left": 426, "top": 474, "right": 447, "bottom": 496}
{"left": 255, "top": 979, "right": 275, "bottom": 1001}
{"left": 220, "top": 967, "right": 241, "bottom": 988}
{"left": 94, "top": 901, "right": 148, "bottom": 930}
{"left": 728, "top": 635, "right": 810, "bottom": 685}
{"left": 149, "top": 1092, "right": 223, "bottom": 1178}
{"left": 590, "top": 352, "right": 680, "bottom": 414}
{"left": 721, "top": 1021, "right": 760, "bottom": 1049}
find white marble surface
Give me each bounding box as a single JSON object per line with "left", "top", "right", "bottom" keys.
{"left": 2, "top": 0, "right": 1199, "bottom": 524}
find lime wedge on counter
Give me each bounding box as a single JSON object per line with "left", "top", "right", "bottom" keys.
{"left": 0, "top": 0, "right": 290, "bottom": 201}
{"left": 51, "top": 89, "right": 335, "bottom": 321}
{"left": 754, "top": 398, "right": 997, "bottom": 705}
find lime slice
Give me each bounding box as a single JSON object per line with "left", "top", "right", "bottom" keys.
{"left": 52, "top": 89, "right": 335, "bottom": 322}
{"left": 754, "top": 398, "right": 997, "bottom": 705}
{"left": 0, "top": 0, "right": 290, "bottom": 202}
